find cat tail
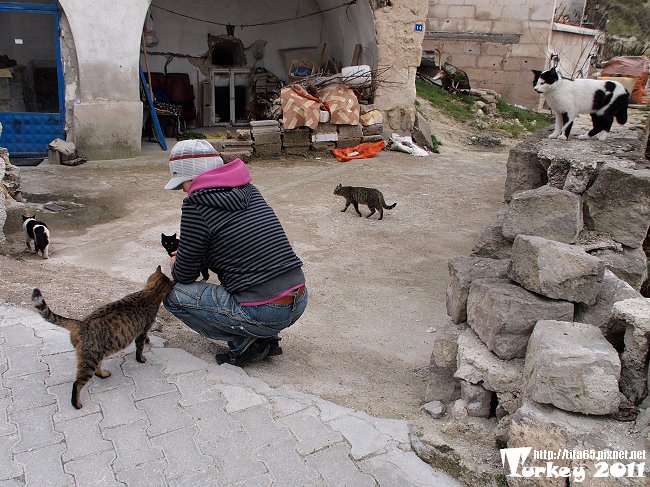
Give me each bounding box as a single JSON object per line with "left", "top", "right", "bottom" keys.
{"left": 381, "top": 196, "right": 397, "bottom": 210}
{"left": 31, "top": 289, "right": 81, "bottom": 331}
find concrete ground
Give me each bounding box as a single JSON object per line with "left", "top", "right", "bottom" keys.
{"left": 0, "top": 129, "right": 508, "bottom": 427}
{"left": 0, "top": 302, "right": 464, "bottom": 486}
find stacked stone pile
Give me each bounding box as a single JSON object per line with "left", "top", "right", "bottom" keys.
{"left": 425, "top": 112, "right": 650, "bottom": 467}
{"left": 250, "top": 120, "right": 282, "bottom": 157}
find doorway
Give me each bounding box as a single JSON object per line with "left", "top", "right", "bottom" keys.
{"left": 210, "top": 69, "right": 249, "bottom": 125}
{"left": 0, "top": 1, "right": 65, "bottom": 157}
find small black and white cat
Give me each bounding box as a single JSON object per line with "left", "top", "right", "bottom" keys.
{"left": 532, "top": 67, "right": 629, "bottom": 141}
{"left": 161, "top": 232, "right": 209, "bottom": 281}
{"left": 22, "top": 215, "right": 50, "bottom": 259}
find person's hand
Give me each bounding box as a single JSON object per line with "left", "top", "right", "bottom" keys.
{"left": 168, "top": 251, "right": 176, "bottom": 268}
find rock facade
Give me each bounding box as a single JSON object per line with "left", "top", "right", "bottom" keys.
{"left": 524, "top": 320, "right": 621, "bottom": 415}
{"left": 501, "top": 185, "right": 583, "bottom": 244}
{"left": 428, "top": 112, "right": 650, "bottom": 459}
{"left": 466, "top": 278, "right": 574, "bottom": 360}
{"left": 508, "top": 235, "right": 605, "bottom": 305}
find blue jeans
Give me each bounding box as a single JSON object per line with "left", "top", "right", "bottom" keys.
{"left": 163, "top": 281, "right": 308, "bottom": 355}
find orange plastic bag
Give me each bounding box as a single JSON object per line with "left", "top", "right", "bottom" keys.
{"left": 331, "top": 140, "right": 385, "bottom": 162}
{"left": 600, "top": 56, "right": 649, "bottom": 104}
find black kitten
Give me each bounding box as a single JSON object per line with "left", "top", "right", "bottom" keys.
{"left": 161, "top": 232, "right": 210, "bottom": 281}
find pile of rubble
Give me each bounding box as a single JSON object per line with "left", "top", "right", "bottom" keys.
{"left": 421, "top": 111, "right": 650, "bottom": 485}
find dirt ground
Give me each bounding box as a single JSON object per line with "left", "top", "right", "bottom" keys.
{"left": 0, "top": 103, "right": 512, "bottom": 422}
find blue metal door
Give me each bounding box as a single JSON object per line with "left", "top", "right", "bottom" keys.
{"left": 0, "top": 2, "right": 65, "bottom": 157}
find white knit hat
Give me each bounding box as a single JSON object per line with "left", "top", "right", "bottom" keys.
{"left": 164, "top": 139, "right": 224, "bottom": 190}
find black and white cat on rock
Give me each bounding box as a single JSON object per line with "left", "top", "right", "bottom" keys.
{"left": 532, "top": 67, "right": 629, "bottom": 141}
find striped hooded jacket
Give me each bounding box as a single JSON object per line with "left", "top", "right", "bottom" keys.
{"left": 172, "top": 159, "right": 304, "bottom": 298}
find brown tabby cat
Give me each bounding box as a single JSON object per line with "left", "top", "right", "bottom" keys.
{"left": 333, "top": 183, "right": 397, "bottom": 220}
{"left": 31, "top": 266, "right": 175, "bottom": 409}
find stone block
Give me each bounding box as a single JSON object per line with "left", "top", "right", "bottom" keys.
{"left": 220, "top": 150, "right": 252, "bottom": 163}
{"left": 250, "top": 120, "right": 279, "bottom": 128}
{"left": 584, "top": 164, "right": 650, "bottom": 248}
{"left": 252, "top": 131, "right": 281, "bottom": 146}
{"left": 504, "top": 135, "right": 547, "bottom": 202}
{"left": 362, "top": 124, "right": 384, "bottom": 136}
{"left": 361, "top": 135, "right": 384, "bottom": 143}
{"left": 337, "top": 124, "right": 363, "bottom": 140}
{"left": 575, "top": 269, "right": 641, "bottom": 337}
{"left": 467, "top": 278, "right": 574, "bottom": 360}
{"left": 336, "top": 139, "right": 362, "bottom": 149}
{"left": 253, "top": 144, "right": 282, "bottom": 157}
{"left": 460, "top": 380, "right": 492, "bottom": 418}
{"left": 425, "top": 364, "right": 460, "bottom": 405}
{"left": 524, "top": 320, "right": 621, "bottom": 415}
{"left": 508, "top": 402, "right": 645, "bottom": 486}
{"left": 282, "top": 128, "right": 310, "bottom": 147}
{"left": 470, "top": 206, "right": 512, "bottom": 259}
{"left": 421, "top": 401, "right": 446, "bottom": 419}
{"left": 446, "top": 256, "right": 509, "bottom": 324}
{"left": 609, "top": 298, "right": 650, "bottom": 404}
{"left": 591, "top": 246, "right": 648, "bottom": 291}
{"left": 313, "top": 122, "right": 338, "bottom": 135}
{"left": 502, "top": 185, "right": 583, "bottom": 244}
{"left": 508, "top": 235, "right": 605, "bottom": 305}
{"left": 455, "top": 328, "right": 524, "bottom": 397}
{"left": 310, "top": 142, "right": 336, "bottom": 153}
{"left": 425, "top": 322, "right": 463, "bottom": 404}
{"left": 412, "top": 112, "right": 434, "bottom": 151}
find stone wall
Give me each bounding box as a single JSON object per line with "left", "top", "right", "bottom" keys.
{"left": 423, "top": 1, "right": 602, "bottom": 108}
{"left": 425, "top": 110, "right": 650, "bottom": 481}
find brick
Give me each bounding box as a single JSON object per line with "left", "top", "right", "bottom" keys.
{"left": 15, "top": 443, "right": 72, "bottom": 487}
{"left": 4, "top": 346, "right": 44, "bottom": 379}
{"left": 253, "top": 144, "right": 282, "bottom": 157}
{"left": 122, "top": 357, "right": 176, "bottom": 402}
{"left": 6, "top": 371, "right": 55, "bottom": 413}
{"left": 337, "top": 124, "right": 362, "bottom": 139}
{"left": 48, "top": 381, "right": 102, "bottom": 423}
{"left": 115, "top": 460, "right": 167, "bottom": 487}
{"left": 42, "top": 350, "right": 78, "bottom": 386}
{"left": 233, "top": 405, "right": 293, "bottom": 451}
{"left": 448, "top": 5, "right": 475, "bottom": 17}
{"left": 305, "top": 443, "right": 375, "bottom": 487}
{"left": 257, "top": 438, "right": 323, "bottom": 487}
{"left": 10, "top": 404, "right": 63, "bottom": 453}
{"left": 92, "top": 385, "right": 147, "bottom": 429}
{"left": 102, "top": 419, "right": 164, "bottom": 472}
{"left": 252, "top": 132, "right": 282, "bottom": 147}
{"left": 136, "top": 391, "right": 193, "bottom": 437}
{"left": 150, "top": 426, "right": 214, "bottom": 481}
{"left": 336, "top": 139, "right": 362, "bottom": 149}
{"left": 2, "top": 324, "right": 41, "bottom": 349}
{"left": 277, "top": 408, "right": 343, "bottom": 455}
{"left": 0, "top": 434, "right": 22, "bottom": 481}
{"left": 0, "top": 397, "right": 16, "bottom": 437}
{"left": 65, "top": 450, "right": 121, "bottom": 487}
{"left": 57, "top": 412, "right": 113, "bottom": 462}
{"left": 362, "top": 124, "right": 383, "bottom": 136}
{"left": 36, "top": 328, "right": 75, "bottom": 355}
{"left": 200, "top": 429, "right": 267, "bottom": 484}
{"left": 87, "top": 355, "right": 134, "bottom": 394}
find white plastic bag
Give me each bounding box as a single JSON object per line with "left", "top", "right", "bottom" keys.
{"left": 388, "top": 133, "right": 429, "bottom": 156}
{"left": 143, "top": 13, "right": 158, "bottom": 48}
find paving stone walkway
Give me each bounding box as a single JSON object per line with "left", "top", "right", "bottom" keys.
{"left": 0, "top": 303, "right": 462, "bottom": 487}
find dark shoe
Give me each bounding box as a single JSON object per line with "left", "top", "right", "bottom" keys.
{"left": 216, "top": 341, "right": 270, "bottom": 367}
{"left": 267, "top": 337, "right": 283, "bottom": 356}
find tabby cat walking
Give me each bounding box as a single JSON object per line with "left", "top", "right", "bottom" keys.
{"left": 31, "top": 266, "right": 174, "bottom": 409}
{"left": 334, "top": 184, "right": 397, "bottom": 220}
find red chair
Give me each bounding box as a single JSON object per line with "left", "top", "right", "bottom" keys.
{"left": 165, "top": 73, "right": 197, "bottom": 129}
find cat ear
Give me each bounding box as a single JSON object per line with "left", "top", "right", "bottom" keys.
{"left": 156, "top": 265, "right": 162, "bottom": 273}
{"left": 173, "top": 233, "right": 177, "bottom": 238}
